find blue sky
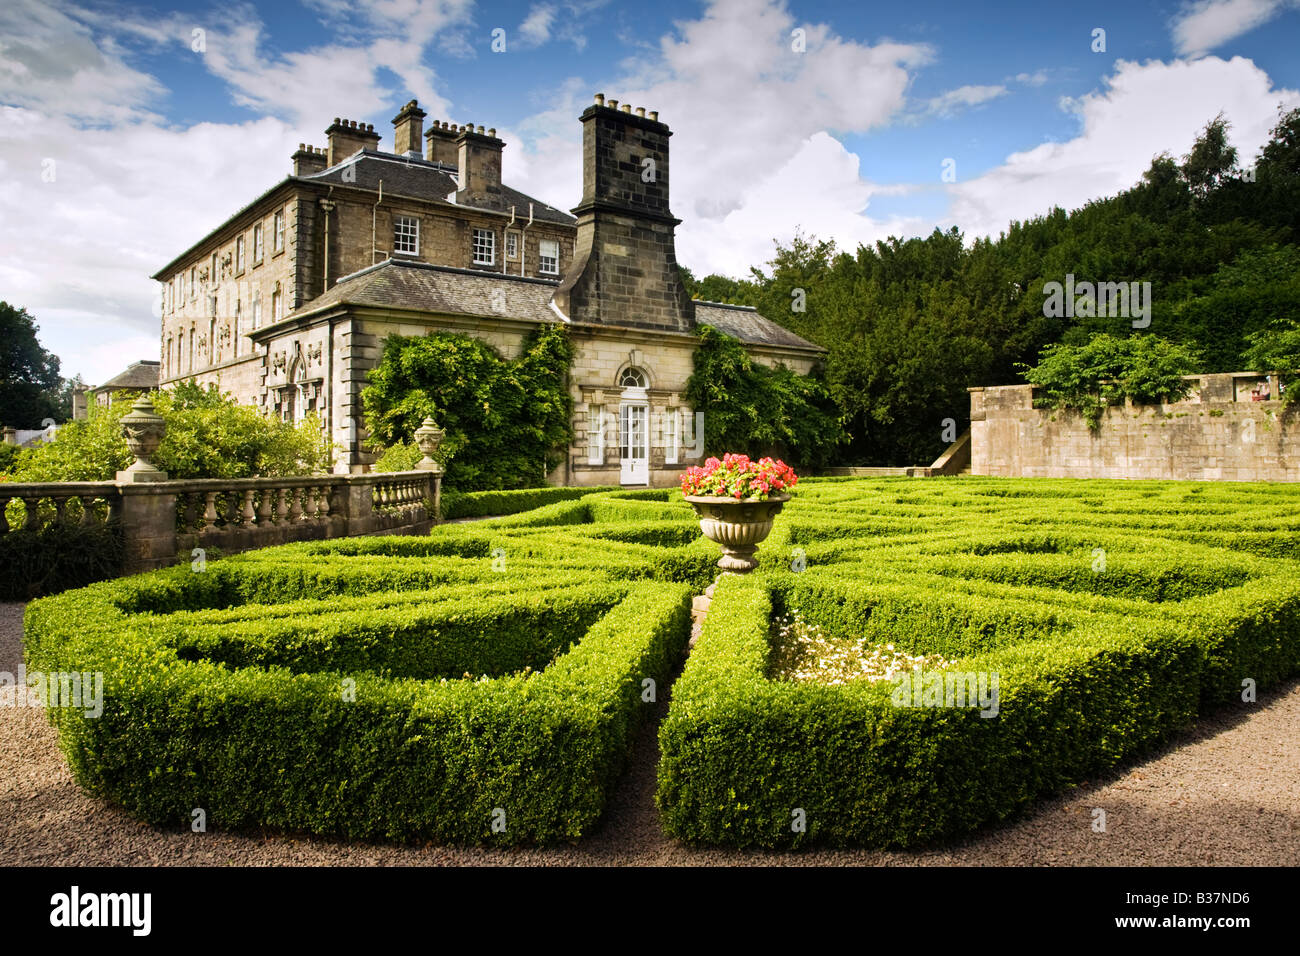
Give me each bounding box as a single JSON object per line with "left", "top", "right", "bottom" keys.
{"left": 2, "top": 0, "right": 1299, "bottom": 383}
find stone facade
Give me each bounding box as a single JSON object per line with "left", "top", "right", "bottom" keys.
{"left": 153, "top": 95, "right": 825, "bottom": 484}
{"left": 970, "top": 374, "right": 1299, "bottom": 481}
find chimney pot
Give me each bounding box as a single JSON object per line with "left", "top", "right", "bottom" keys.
{"left": 392, "top": 100, "right": 426, "bottom": 157}
{"left": 594, "top": 93, "right": 605, "bottom": 106}
{"left": 557, "top": 98, "right": 689, "bottom": 331}
{"left": 457, "top": 122, "right": 505, "bottom": 205}
{"left": 424, "top": 117, "right": 459, "bottom": 164}
{"left": 649, "top": 111, "right": 658, "bottom": 121}
{"left": 325, "top": 116, "right": 381, "bottom": 165}
{"left": 636, "top": 107, "right": 645, "bottom": 117}
{"left": 608, "top": 100, "right": 618, "bottom": 110}
{"left": 488, "top": 128, "right": 496, "bottom": 137}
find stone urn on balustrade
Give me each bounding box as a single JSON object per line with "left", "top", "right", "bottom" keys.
{"left": 683, "top": 494, "right": 791, "bottom": 573}
{"left": 116, "top": 395, "right": 168, "bottom": 482}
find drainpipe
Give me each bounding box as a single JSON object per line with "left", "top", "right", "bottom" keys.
{"left": 521, "top": 202, "right": 534, "bottom": 277}
{"left": 326, "top": 314, "right": 335, "bottom": 472}
{"left": 506, "top": 205, "right": 516, "bottom": 273}
{"left": 319, "top": 193, "right": 336, "bottom": 291}
{"left": 371, "top": 179, "right": 383, "bottom": 264}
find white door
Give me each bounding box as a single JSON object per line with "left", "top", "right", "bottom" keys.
{"left": 620, "top": 403, "right": 649, "bottom": 485}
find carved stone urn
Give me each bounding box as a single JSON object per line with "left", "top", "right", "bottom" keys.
{"left": 117, "top": 395, "right": 168, "bottom": 482}
{"left": 413, "top": 416, "right": 445, "bottom": 473}
{"left": 683, "top": 494, "right": 791, "bottom": 572}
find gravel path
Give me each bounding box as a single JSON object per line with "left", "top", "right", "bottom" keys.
{"left": 3, "top": 600, "right": 1297, "bottom": 866}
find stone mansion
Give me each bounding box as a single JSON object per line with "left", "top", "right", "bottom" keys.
{"left": 153, "top": 96, "right": 824, "bottom": 485}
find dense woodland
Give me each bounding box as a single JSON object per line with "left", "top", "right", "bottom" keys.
{"left": 681, "top": 107, "right": 1300, "bottom": 466}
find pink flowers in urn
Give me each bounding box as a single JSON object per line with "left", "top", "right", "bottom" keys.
{"left": 679, "top": 453, "right": 799, "bottom": 501}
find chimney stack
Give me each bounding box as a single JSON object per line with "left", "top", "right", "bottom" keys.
{"left": 455, "top": 125, "right": 506, "bottom": 208}
{"left": 292, "top": 143, "right": 327, "bottom": 176}
{"left": 391, "top": 99, "right": 426, "bottom": 158}
{"left": 424, "top": 120, "right": 459, "bottom": 165}
{"left": 553, "top": 94, "right": 693, "bottom": 332}
{"left": 325, "top": 118, "right": 381, "bottom": 166}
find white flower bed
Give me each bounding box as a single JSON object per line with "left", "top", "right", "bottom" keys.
{"left": 770, "top": 609, "right": 955, "bottom": 686}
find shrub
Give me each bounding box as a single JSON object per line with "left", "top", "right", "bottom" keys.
{"left": 10, "top": 381, "right": 332, "bottom": 481}
{"left": 656, "top": 476, "right": 1300, "bottom": 847}
{"left": 686, "top": 324, "right": 845, "bottom": 470}
{"left": 440, "top": 485, "right": 620, "bottom": 520}
{"left": 26, "top": 541, "right": 691, "bottom": 844}
{"left": 1019, "top": 334, "right": 1201, "bottom": 429}
{"left": 26, "top": 478, "right": 1300, "bottom": 848}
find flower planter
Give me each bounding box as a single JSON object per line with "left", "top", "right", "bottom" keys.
{"left": 684, "top": 494, "right": 790, "bottom": 573}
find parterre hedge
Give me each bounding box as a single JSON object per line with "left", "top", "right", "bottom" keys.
{"left": 440, "top": 485, "right": 621, "bottom": 520}
{"left": 24, "top": 476, "right": 1300, "bottom": 848}
{"left": 656, "top": 477, "right": 1300, "bottom": 847}
{"left": 26, "top": 515, "right": 696, "bottom": 844}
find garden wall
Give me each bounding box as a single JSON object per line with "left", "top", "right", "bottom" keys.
{"left": 970, "top": 373, "right": 1299, "bottom": 481}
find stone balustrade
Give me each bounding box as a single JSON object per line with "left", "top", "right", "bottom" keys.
{"left": 0, "top": 482, "right": 122, "bottom": 534}
{"left": 0, "top": 470, "right": 440, "bottom": 576}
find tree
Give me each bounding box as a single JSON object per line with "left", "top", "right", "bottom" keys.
{"left": 1243, "top": 319, "right": 1300, "bottom": 405}
{"left": 9, "top": 380, "right": 333, "bottom": 481}
{"left": 0, "top": 302, "right": 64, "bottom": 428}
{"left": 1018, "top": 334, "right": 1202, "bottom": 430}
{"left": 1181, "top": 114, "right": 1239, "bottom": 202}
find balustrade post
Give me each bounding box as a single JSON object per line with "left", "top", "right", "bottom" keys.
{"left": 117, "top": 483, "right": 177, "bottom": 575}
{"left": 202, "top": 492, "right": 219, "bottom": 533}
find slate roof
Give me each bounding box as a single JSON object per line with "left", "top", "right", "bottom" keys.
{"left": 694, "top": 302, "right": 825, "bottom": 352}
{"left": 283, "top": 260, "right": 824, "bottom": 354}
{"left": 93, "top": 360, "right": 161, "bottom": 393}
{"left": 302, "top": 150, "right": 576, "bottom": 225}
{"left": 290, "top": 259, "right": 564, "bottom": 325}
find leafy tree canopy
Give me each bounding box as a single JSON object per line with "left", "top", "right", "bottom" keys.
{"left": 7, "top": 380, "right": 332, "bottom": 481}
{"left": 0, "top": 302, "right": 65, "bottom": 429}
{"left": 679, "top": 106, "right": 1300, "bottom": 465}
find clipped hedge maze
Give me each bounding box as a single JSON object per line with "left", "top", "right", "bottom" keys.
{"left": 24, "top": 497, "right": 704, "bottom": 845}
{"left": 657, "top": 478, "right": 1300, "bottom": 848}
{"left": 25, "top": 479, "right": 1300, "bottom": 848}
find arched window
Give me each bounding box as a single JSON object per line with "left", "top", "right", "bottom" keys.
{"left": 618, "top": 367, "right": 647, "bottom": 389}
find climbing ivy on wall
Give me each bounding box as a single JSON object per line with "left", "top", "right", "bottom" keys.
{"left": 685, "top": 324, "right": 845, "bottom": 470}
{"left": 362, "top": 325, "right": 573, "bottom": 491}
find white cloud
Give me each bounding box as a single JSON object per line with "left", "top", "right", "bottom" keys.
{"left": 519, "top": 3, "right": 558, "bottom": 47}
{"left": 0, "top": 0, "right": 168, "bottom": 124}
{"left": 946, "top": 56, "right": 1300, "bottom": 243}
{"left": 1170, "top": 0, "right": 1295, "bottom": 56}
{"left": 675, "top": 132, "right": 923, "bottom": 278}
{"left": 506, "top": 0, "right": 932, "bottom": 275}
{"left": 0, "top": 105, "right": 297, "bottom": 383}
{"left": 0, "top": 0, "right": 476, "bottom": 382}
{"left": 1013, "top": 70, "right": 1049, "bottom": 87}
{"left": 924, "top": 84, "right": 1008, "bottom": 118}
